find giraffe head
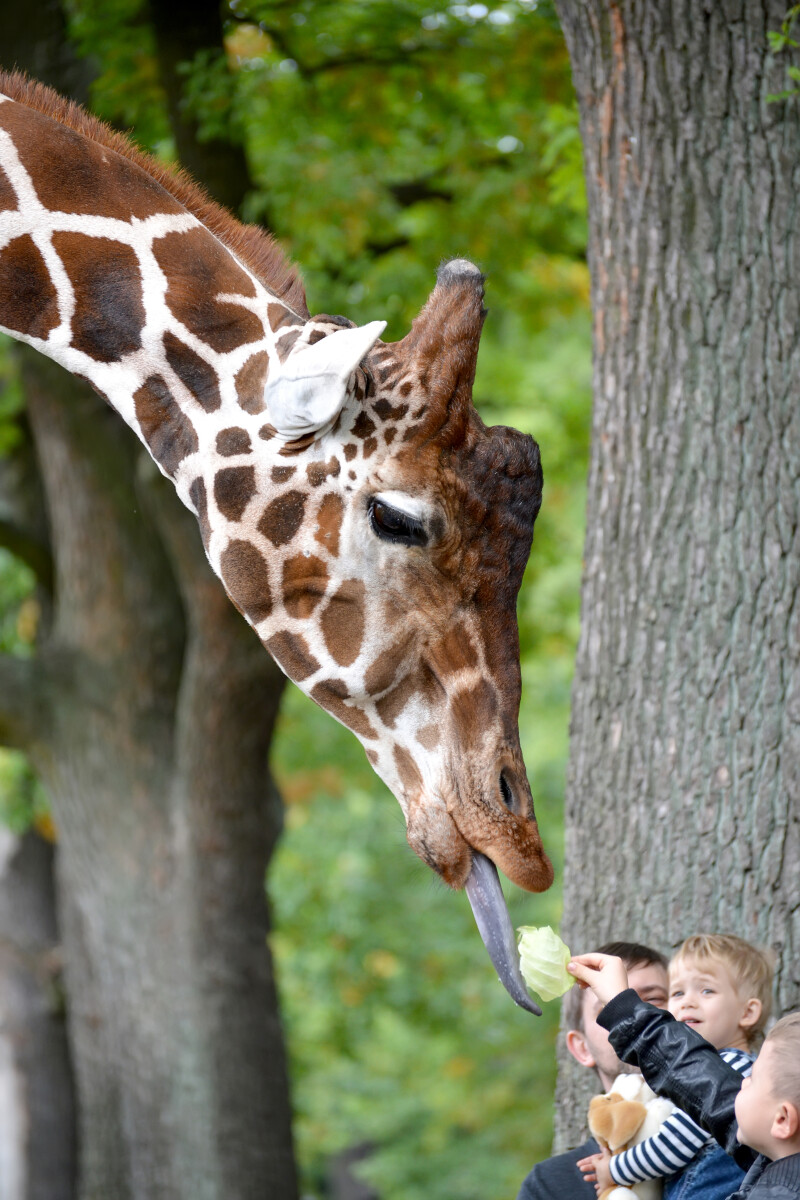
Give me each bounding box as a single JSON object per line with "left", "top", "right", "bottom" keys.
{"left": 0, "top": 73, "right": 550, "bottom": 1011}
{"left": 215, "top": 260, "right": 552, "bottom": 1012}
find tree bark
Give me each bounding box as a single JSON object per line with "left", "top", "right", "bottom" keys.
{"left": 0, "top": 829, "right": 75, "bottom": 1200}
{"left": 11, "top": 356, "right": 297, "bottom": 1199}
{"left": 553, "top": 0, "right": 800, "bottom": 1150}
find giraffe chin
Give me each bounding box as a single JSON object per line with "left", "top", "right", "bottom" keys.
{"left": 465, "top": 853, "right": 542, "bottom": 1016}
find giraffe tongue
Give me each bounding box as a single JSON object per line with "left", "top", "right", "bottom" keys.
{"left": 465, "top": 853, "right": 542, "bottom": 1016}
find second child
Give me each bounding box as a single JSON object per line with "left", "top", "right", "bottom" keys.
{"left": 578, "top": 934, "right": 773, "bottom": 1200}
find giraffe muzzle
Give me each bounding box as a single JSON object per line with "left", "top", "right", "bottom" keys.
{"left": 464, "top": 852, "right": 541, "bottom": 1016}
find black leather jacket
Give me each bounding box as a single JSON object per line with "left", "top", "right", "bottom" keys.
{"left": 597, "top": 989, "right": 800, "bottom": 1199}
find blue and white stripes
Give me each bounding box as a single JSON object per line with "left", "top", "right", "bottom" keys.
{"left": 609, "top": 1048, "right": 754, "bottom": 1186}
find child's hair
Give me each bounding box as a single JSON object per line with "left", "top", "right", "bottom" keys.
{"left": 765, "top": 1012, "right": 800, "bottom": 1107}
{"left": 670, "top": 934, "right": 774, "bottom": 1046}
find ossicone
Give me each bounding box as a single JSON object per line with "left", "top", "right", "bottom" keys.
{"left": 395, "top": 257, "right": 487, "bottom": 418}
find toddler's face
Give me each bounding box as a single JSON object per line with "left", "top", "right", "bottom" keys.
{"left": 734, "top": 1041, "right": 778, "bottom": 1155}
{"left": 668, "top": 957, "right": 753, "bottom": 1052}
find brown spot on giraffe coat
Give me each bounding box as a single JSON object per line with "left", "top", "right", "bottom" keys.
{"left": 134, "top": 375, "right": 198, "bottom": 477}
{"left": 51, "top": 233, "right": 145, "bottom": 361}
{"left": 306, "top": 458, "right": 340, "bottom": 487}
{"left": 416, "top": 724, "right": 440, "bottom": 750}
{"left": 310, "top": 680, "right": 377, "bottom": 740}
{"left": 154, "top": 227, "right": 263, "bottom": 354}
{"left": 0, "top": 100, "right": 182, "bottom": 220}
{"left": 266, "top": 630, "right": 321, "bottom": 682}
{"left": 0, "top": 235, "right": 59, "bottom": 339}
{"left": 258, "top": 489, "right": 306, "bottom": 547}
{"left": 216, "top": 427, "right": 252, "bottom": 457}
{"left": 235, "top": 351, "right": 269, "bottom": 414}
{"left": 364, "top": 634, "right": 413, "bottom": 696}
{"left": 393, "top": 744, "right": 423, "bottom": 798}
{"left": 314, "top": 493, "right": 344, "bottom": 558}
{"left": 220, "top": 539, "right": 272, "bottom": 624}
{"left": 164, "top": 331, "right": 221, "bottom": 412}
{"left": 428, "top": 622, "right": 479, "bottom": 676}
{"left": 0, "top": 165, "right": 17, "bottom": 211}
{"left": 375, "top": 670, "right": 420, "bottom": 728}
{"left": 282, "top": 554, "right": 329, "bottom": 619}
{"left": 352, "top": 412, "right": 375, "bottom": 439}
{"left": 271, "top": 465, "right": 296, "bottom": 483}
{"left": 449, "top": 679, "right": 498, "bottom": 748}
{"left": 214, "top": 465, "right": 256, "bottom": 522}
{"left": 320, "top": 580, "right": 366, "bottom": 667}
{"left": 267, "top": 302, "right": 298, "bottom": 331}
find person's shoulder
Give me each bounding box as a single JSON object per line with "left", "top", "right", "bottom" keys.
{"left": 516, "top": 1139, "right": 598, "bottom": 1200}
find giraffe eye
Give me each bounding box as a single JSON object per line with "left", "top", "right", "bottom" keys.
{"left": 368, "top": 498, "right": 428, "bottom": 547}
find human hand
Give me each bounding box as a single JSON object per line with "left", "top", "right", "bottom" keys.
{"left": 593, "top": 1145, "right": 614, "bottom": 1192}
{"left": 567, "top": 952, "right": 630, "bottom": 1007}
{"left": 576, "top": 1152, "right": 600, "bottom": 1182}
{"left": 577, "top": 1147, "right": 613, "bottom": 1194}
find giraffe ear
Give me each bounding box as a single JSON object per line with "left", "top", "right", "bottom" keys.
{"left": 265, "top": 320, "right": 386, "bottom": 440}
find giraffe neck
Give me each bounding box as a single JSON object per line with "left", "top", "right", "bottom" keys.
{"left": 0, "top": 76, "right": 556, "bottom": 1016}
{"left": 0, "top": 76, "right": 311, "bottom": 481}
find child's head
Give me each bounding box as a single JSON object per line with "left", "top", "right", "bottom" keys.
{"left": 735, "top": 1012, "right": 800, "bottom": 1159}
{"left": 668, "top": 934, "right": 773, "bottom": 1051}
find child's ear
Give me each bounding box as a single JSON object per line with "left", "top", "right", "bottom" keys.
{"left": 566, "top": 1030, "right": 596, "bottom": 1070}
{"left": 772, "top": 1101, "right": 800, "bottom": 1142}
{"left": 739, "top": 997, "right": 762, "bottom": 1033}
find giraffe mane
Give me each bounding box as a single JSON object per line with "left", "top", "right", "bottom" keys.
{"left": 0, "top": 70, "right": 309, "bottom": 319}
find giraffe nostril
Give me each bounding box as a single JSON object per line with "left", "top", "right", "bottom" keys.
{"left": 499, "top": 772, "right": 515, "bottom": 812}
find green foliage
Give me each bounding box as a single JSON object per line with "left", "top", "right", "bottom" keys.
{"left": 0, "top": 338, "right": 25, "bottom": 456}
{"left": 767, "top": 4, "right": 800, "bottom": 101}
{"left": 63, "top": 0, "right": 175, "bottom": 154}
{"left": 0, "top": 545, "right": 44, "bottom": 836}
{"left": 270, "top": 680, "right": 567, "bottom": 1200}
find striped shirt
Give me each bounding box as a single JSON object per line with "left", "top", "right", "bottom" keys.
{"left": 609, "top": 1048, "right": 754, "bottom": 1186}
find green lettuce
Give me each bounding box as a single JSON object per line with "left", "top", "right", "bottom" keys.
{"left": 517, "top": 925, "right": 574, "bottom": 1003}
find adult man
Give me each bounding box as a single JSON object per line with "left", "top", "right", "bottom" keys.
{"left": 516, "top": 941, "right": 669, "bottom": 1200}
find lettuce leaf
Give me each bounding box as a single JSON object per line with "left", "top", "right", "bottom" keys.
{"left": 517, "top": 925, "right": 574, "bottom": 1003}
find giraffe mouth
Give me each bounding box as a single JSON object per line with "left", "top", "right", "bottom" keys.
{"left": 464, "top": 853, "right": 541, "bottom": 1016}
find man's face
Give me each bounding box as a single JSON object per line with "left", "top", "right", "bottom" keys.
{"left": 568, "top": 960, "right": 669, "bottom": 1091}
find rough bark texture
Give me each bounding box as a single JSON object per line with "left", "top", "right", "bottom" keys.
{"left": 553, "top": 0, "right": 800, "bottom": 1151}
{"left": 7, "top": 358, "right": 297, "bottom": 1199}
{"left": 0, "top": 830, "right": 75, "bottom": 1200}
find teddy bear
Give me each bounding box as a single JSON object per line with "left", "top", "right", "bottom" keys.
{"left": 587, "top": 1073, "right": 677, "bottom": 1200}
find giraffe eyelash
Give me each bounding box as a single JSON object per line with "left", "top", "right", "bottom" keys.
{"left": 367, "top": 497, "right": 428, "bottom": 547}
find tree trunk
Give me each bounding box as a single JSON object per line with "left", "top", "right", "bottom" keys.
{"left": 0, "top": 829, "right": 75, "bottom": 1200}
{"left": 553, "top": 0, "right": 800, "bottom": 1150}
{"left": 0, "top": 355, "right": 297, "bottom": 1199}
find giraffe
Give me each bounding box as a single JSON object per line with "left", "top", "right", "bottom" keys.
{"left": 0, "top": 72, "right": 552, "bottom": 1013}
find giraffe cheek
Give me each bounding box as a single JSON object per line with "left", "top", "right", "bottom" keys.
{"left": 405, "top": 799, "right": 472, "bottom": 888}
{"left": 394, "top": 745, "right": 472, "bottom": 888}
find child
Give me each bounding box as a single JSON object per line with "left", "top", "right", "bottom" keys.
{"left": 568, "top": 949, "right": 800, "bottom": 1200}
{"left": 578, "top": 934, "right": 773, "bottom": 1199}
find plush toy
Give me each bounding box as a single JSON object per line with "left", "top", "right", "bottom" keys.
{"left": 587, "top": 1073, "right": 676, "bottom": 1200}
